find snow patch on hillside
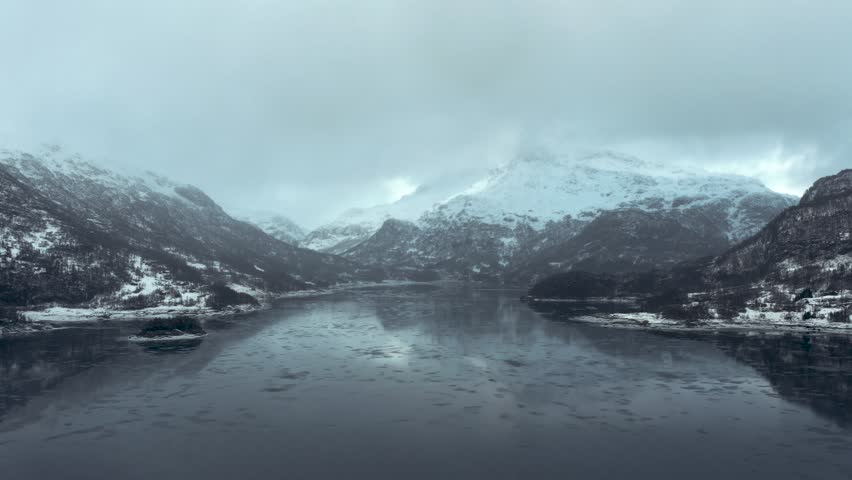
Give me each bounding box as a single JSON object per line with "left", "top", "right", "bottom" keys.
{"left": 21, "top": 222, "right": 62, "bottom": 254}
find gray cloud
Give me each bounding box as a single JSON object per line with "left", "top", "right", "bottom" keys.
{"left": 1, "top": 0, "right": 850, "bottom": 227}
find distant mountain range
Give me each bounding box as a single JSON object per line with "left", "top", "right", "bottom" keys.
{"left": 0, "top": 146, "right": 377, "bottom": 321}
{"left": 299, "top": 174, "right": 478, "bottom": 254}
{"left": 302, "top": 150, "right": 796, "bottom": 283}
{"left": 236, "top": 212, "right": 306, "bottom": 245}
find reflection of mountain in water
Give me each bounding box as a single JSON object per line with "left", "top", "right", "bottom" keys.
{"left": 0, "top": 320, "right": 233, "bottom": 428}
{"left": 0, "top": 328, "right": 123, "bottom": 423}
{"left": 710, "top": 332, "right": 852, "bottom": 427}
{"left": 530, "top": 301, "right": 852, "bottom": 428}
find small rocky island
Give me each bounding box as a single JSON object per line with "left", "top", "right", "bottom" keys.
{"left": 128, "top": 316, "right": 208, "bottom": 342}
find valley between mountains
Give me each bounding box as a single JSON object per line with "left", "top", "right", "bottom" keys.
{"left": 1, "top": 145, "right": 849, "bottom": 335}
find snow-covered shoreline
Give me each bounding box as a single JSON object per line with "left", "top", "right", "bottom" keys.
{"left": 18, "top": 302, "right": 261, "bottom": 324}
{"left": 527, "top": 288, "right": 852, "bottom": 334}
{"left": 535, "top": 309, "right": 852, "bottom": 334}
{"left": 1, "top": 280, "right": 428, "bottom": 337}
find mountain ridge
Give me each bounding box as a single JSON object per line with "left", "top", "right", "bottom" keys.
{"left": 323, "top": 150, "right": 797, "bottom": 283}
{"left": 0, "top": 146, "right": 375, "bottom": 323}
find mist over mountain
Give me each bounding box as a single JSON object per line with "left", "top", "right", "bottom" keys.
{"left": 306, "top": 149, "right": 796, "bottom": 283}
{"left": 235, "top": 212, "right": 306, "bottom": 246}
{"left": 300, "top": 170, "right": 483, "bottom": 253}
{"left": 4, "top": 2, "right": 852, "bottom": 224}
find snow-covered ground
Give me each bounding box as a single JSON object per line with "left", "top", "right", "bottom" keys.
{"left": 12, "top": 280, "right": 428, "bottom": 329}
{"left": 571, "top": 310, "right": 852, "bottom": 333}
{"left": 19, "top": 303, "right": 256, "bottom": 323}
{"left": 531, "top": 291, "right": 852, "bottom": 333}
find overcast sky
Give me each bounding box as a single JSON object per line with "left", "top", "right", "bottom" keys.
{"left": 1, "top": 0, "right": 850, "bottom": 228}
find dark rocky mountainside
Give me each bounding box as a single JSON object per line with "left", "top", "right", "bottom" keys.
{"left": 509, "top": 209, "right": 729, "bottom": 281}
{"left": 801, "top": 170, "right": 852, "bottom": 204}
{"left": 710, "top": 169, "right": 852, "bottom": 286}
{"left": 0, "top": 147, "right": 372, "bottom": 318}
{"left": 342, "top": 219, "right": 422, "bottom": 268}
{"left": 528, "top": 169, "right": 852, "bottom": 328}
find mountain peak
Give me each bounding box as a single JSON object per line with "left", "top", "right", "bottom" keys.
{"left": 433, "top": 150, "right": 789, "bottom": 236}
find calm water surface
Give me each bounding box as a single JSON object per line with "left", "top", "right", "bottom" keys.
{"left": 1, "top": 285, "right": 851, "bottom": 479}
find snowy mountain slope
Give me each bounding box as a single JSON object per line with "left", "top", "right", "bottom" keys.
{"left": 527, "top": 169, "right": 852, "bottom": 330}
{"left": 300, "top": 188, "right": 439, "bottom": 254}
{"left": 301, "top": 215, "right": 381, "bottom": 254}
{"left": 428, "top": 150, "right": 795, "bottom": 241}
{"left": 236, "top": 212, "right": 306, "bottom": 245}
{"left": 0, "top": 146, "right": 371, "bottom": 318}
{"left": 340, "top": 150, "right": 796, "bottom": 282}
{"left": 301, "top": 174, "right": 482, "bottom": 253}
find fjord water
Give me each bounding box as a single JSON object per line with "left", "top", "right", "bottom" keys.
{"left": 1, "top": 285, "right": 851, "bottom": 479}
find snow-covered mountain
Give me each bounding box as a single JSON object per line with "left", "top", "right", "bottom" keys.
{"left": 332, "top": 150, "right": 797, "bottom": 283}
{"left": 301, "top": 178, "right": 475, "bottom": 254}
{"left": 0, "top": 146, "right": 371, "bottom": 320}
{"left": 528, "top": 168, "right": 852, "bottom": 329}
{"left": 236, "top": 212, "right": 306, "bottom": 245}
{"left": 426, "top": 150, "right": 794, "bottom": 241}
